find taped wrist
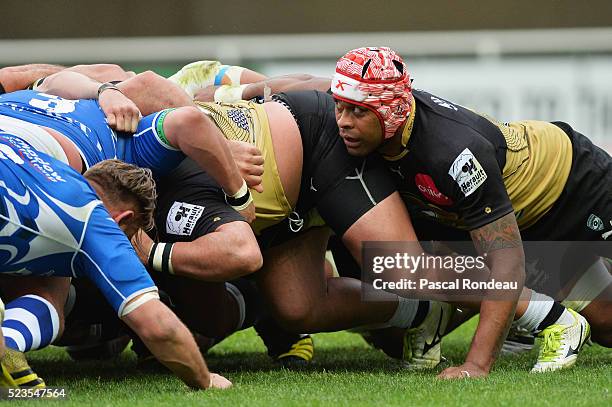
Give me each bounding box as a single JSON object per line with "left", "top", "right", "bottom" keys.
{"left": 28, "top": 77, "right": 46, "bottom": 90}
{"left": 147, "top": 242, "right": 175, "bottom": 274}
{"left": 213, "top": 84, "right": 249, "bottom": 103}
{"left": 223, "top": 179, "right": 253, "bottom": 211}
{"left": 218, "top": 65, "right": 245, "bottom": 85}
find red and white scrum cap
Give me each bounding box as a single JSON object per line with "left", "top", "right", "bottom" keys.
{"left": 332, "top": 47, "right": 412, "bottom": 139}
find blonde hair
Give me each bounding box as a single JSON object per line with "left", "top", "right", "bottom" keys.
{"left": 84, "top": 159, "right": 157, "bottom": 231}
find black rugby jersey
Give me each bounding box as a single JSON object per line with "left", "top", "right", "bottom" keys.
{"left": 154, "top": 158, "right": 244, "bottom": 243}
{"left": 385, "top": 89, "right": 572, "bottom": 231}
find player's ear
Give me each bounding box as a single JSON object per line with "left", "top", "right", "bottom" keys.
{"left": 113, "top": 210, "right": 135, "bottom": 232}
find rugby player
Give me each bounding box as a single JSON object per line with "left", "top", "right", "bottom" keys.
{"left": 0, "top": 148, "right": 230, "bottom": 389}
{"left": 60, "top": 160, "right": 315, "bottom": 367}
{"left": 329, "top": 47, "right": 610, "bottom": 377}
{"left": 138, "top": 159, "right": 315, "bottom": 366}
{"left": 191, "top": 58, "right": 612, "bottom": 374}
{"left": 0, "top": 71, "right": 257, "bottom": 388}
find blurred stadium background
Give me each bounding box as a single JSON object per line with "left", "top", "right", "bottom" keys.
{"left": 1, "top": 0, "right": 611, "bottom": 151}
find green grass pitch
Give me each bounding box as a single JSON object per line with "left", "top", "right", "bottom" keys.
{"left": 15, "top": 318, "right": 612, "bottom": 406}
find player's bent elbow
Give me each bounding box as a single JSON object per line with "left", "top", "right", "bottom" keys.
{"left": 227, "top": 247, "right": 262, "bottom": 278}
{"left": 121, "top": 298, "right": 182, "bottom": 346}
{"left": 242, "top": 243, "right": 263, "bottom": 274}
{"left": 133, "top": 311, "right": 180, "bottom": 345}
{"left": 134, "top": 70, "right": 167, "bottom": 88}
{"left": 232, "top": 236, "right": 263, "bottom": 275}
{"left": 173, "top": 106, "right": 205, "bottom": 127}
{"left": 215, "top": 222, "right": 263, "bottom": 276}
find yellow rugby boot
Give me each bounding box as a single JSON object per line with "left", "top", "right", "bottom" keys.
{"left": 531, "top": 309, "right": 591, "bottom": 373}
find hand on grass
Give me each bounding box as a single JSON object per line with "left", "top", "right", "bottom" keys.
{"left": 437, "top": 362, "right": 488, "bottom": 380}
{"left": 209, "top": 373, "right": 232, "bottom": 389}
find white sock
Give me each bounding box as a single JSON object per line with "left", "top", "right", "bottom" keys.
{"left": 2, "top": 295, "right": 60, "bottom": 352}
{"left": 513, "top": 291, "right": 554, "bottom": 333}
{"left": 387, "top": 296, "right": 419, "bottom": 329}
{"left": 562, "top": 258, "right": 612, "bottom": 312}
{"left": 552, "top": 309, "right": 575, "bottom": 326}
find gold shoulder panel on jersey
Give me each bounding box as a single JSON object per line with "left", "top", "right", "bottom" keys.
{"left": 477, "top": 111, "right": 573, "bottom": 229}
{"left": 195, "top": 101, "right": 256, "bottom": 143}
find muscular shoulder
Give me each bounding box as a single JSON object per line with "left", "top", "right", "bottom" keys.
{"left": 413, "top": 90, "right": 492, "bottom": 141}
{"left": 410, "top": 90, "right": 505, "bottom": 175}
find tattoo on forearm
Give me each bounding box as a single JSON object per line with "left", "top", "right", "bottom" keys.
{"left": 471, "top": 213, "right": 522, "bottom": 254}
{"left": 494, "top": 312, "right": 515, "bottom": 358}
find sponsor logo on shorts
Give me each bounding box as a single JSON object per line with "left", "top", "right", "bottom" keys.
{"left": 166, "top": 202, "right": 205, "bottom": 236}
{"left": 448, "top": 148, "right": 487, "bottom": 197}
{"left": 587, "top": 214, "right": 604, "bottom": 231}
{"left": 414, "top": 173, "right": 453, "bottom": 206}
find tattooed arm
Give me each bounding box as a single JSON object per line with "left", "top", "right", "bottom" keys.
{"left": 438, "top": 212, "right": 525, "bottom": 379}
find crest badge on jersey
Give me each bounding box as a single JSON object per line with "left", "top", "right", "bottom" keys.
{"left": 166, "top": 201, "right": 205, "bottom": 236}
{"left": 448, "top": 148, "right": 487, "bottom": 196}
{"left": 586, "top": 214, "right": 604, "bottom": 231}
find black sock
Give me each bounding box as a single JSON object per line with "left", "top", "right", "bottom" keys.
{"left": 410, "top": 301, "right": 431, "bottom": 328}
{"left": 255, "top": 317, "right": 303, "bottom": 358}
{"left": 536, "top": 301, "right": 565, "bottom": 332}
